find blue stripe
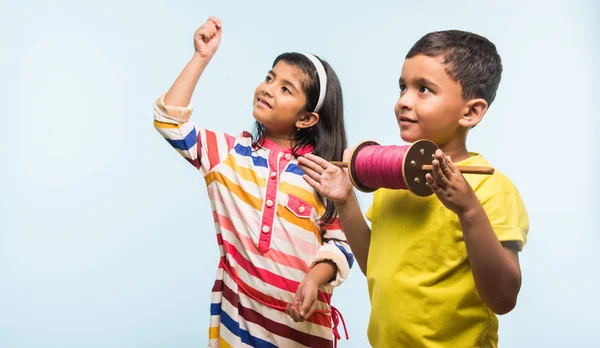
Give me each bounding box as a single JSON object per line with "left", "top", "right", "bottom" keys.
{"left": 234, "top": 144, "right": 268, "bottom": 168}
{"left": 285, "top": 164, "right": 305, "bottom": 176}
{"left": 335, "top": 241, "right": 355, "bottom": 269}
{"left": 210, "top": 303, "right": 221, "bottom": 316}
{"left": 220, "top": 311, "right": 278, "bottom": 348}
{"left": 165, "top": 127, "right": 197, "bottom": 151}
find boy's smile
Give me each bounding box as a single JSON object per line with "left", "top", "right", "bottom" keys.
{"left": 395, "top": 54, "right": 468, "bottom": 149}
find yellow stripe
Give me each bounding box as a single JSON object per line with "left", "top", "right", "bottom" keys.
{"left": 277, "top": 204, "right": 322, "bottom": 243}
{"left": 223, "top": 155, "right": 266, "bottom": 187}
{"left": 209, "top": 326, "right": 219, "bottom": 339}
{"left": 205, "top": 172, "right": 263, "bottom": 211}
{"left": 279, "top": 182, "right": 324, "bottom": 216}
{"left": 153, "top": 120, "right": 182, "bottom": 129}
{"left": 219, "top": 338, "right": 233, "bottom": 348}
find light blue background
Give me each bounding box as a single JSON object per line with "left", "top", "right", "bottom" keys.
{"left": 1, "top": 0, "right": 598, "bottom": 347}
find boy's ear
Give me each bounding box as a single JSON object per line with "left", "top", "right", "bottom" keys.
{"left": 459, "top": 98, "right": 488, "bottom": 128}
{"left": 295, "top": 112, "right": 320, "bottom": 129}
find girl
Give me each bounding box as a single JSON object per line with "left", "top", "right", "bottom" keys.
{"left": 153, "top": 17, "right": 353, "bottom": 348}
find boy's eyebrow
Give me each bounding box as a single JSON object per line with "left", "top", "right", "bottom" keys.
{"left": 268, "top": 70, "right": 299, "bottom": 92}
{"left": 416, "top": 77, "right": 439, "bottom": 89}
{"left": 399, "top": 76, "right": 440, "bottom": 89}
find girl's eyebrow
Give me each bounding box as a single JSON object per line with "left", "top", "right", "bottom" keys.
{"left": 269, "top": 70, "right": 299, "bottom": 92}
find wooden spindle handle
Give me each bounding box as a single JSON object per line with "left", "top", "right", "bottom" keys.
{"left": 330, "top": 161, "right": 348, "bottom": 168}
{"left": 421, "top": 165, "right": 494, "bottom": 175}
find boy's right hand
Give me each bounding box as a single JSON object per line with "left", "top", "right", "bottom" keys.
{"left": 194, "top": 16, "right": 222, "bottom": 60}
{"left": 298, "top": 149, "right": 354, "bottom": 206}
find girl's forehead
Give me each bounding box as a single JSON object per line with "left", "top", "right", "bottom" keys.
{"left": 272, "top": 61, "right": 308, "bottom": 82}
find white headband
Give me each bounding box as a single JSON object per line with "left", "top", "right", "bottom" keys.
{"left": 301, "top": 53, "right": 327, "bottom": 113}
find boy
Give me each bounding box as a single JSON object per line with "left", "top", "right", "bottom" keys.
{"left": 297, "top": 30, "right": 529, "bottom": 347}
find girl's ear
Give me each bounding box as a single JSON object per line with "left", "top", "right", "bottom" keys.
{"left": 295, "top": 112, "right": 320, "bottom": 129}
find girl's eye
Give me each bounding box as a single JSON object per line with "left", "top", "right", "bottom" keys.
{"left": 282, "top": 86, "right": 291, "bottom": 94}
{"left": 265, "top": 76, "right": 272, "bottom": 82}
{"left": 419, "top": 86, "right": 431, "bottom": 93}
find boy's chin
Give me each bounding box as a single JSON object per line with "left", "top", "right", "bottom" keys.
{"left": 399, "top": 130, "right": 421, "bottom": 144}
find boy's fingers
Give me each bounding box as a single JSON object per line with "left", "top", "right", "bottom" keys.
{"left": 445, "top": 156, "right": 456, "bottom": 174}
{"left": 426, "top": 173, "right": 441, "bottom": 193}
{"left": 432, "top": 160, "right": 449, "bottom": 188}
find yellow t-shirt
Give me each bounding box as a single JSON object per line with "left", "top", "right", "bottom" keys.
{"left": 365, "top": 153, "right": 528, "bottom": 348}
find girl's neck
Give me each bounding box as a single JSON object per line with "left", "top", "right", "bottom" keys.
{"left": 264, "top": 129, "right": 295, "bottom": 149}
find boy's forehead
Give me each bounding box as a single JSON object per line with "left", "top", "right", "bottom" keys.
{"left": 399, "top": 54, "right": 451, "bottom": 80}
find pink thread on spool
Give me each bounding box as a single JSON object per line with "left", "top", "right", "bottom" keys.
{"left": 354, "top": 145, "right": 410, "bottom": 190}
{"left": 334, "top": 139, "right": 494, "bottom": 196}
{"left": 344, "top": 139, "right": 440, "bottom": 196}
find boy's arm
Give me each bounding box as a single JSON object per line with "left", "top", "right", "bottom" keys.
{"left": 335, "top": 195, "right": 371, "bottom": 275}
{"left": 426, "top": 150, "right": 523, "bottom": 314}
{"left": 458, "top": 205, "right": 521, "bottom": 315}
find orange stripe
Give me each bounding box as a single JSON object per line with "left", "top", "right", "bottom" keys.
{"left": 209, "top": 326, "right": 219, "bottom": 339}
{"left": 222, "top": 155, "right": 266, "bottom": 187}
{"left": 278, "top": 182, "right": 324, "bottom": 216}
{"left": 277, "top": 204, "right": 322, "bottom": 244}
{"left": 153, "top": 120, "right": 181, "bottom": 129}
{"left": 205, "top": 172, "right": 263, "bottom": 211}
{"left": 219, "top": 337, "right": 232, "bottom": 348}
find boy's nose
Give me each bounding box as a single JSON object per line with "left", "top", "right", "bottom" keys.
{"left": 396, "top": 93, "right": 413, "bottom": 111}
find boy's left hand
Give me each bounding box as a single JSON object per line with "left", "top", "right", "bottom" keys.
{"left": 425, "top": 149, "right": 479, "bottom": 216}
{"left": 286, "top": 278, "right": 319, "bottom": 322}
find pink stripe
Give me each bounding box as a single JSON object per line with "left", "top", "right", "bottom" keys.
{"left": 273, "top": 227, "right": 320, "bottom": 256}
{"left": 221, "top": 239, "right": 332, "bottom": 304}
{"left": 214, "top": 212, "right": 310, "bottom": 272}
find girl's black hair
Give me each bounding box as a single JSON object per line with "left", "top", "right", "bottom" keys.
{"left": 252, "top": 53, "right": 347, "bottom": 224}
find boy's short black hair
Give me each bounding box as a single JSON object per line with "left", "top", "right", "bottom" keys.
{"left": 406, "top": 30, "right": 503, "bottom": 106}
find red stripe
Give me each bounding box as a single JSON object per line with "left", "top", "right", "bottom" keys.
{"left": 320, "top": 218, "right": 342, "bottom": 231}
{"left": 185, "top": 157, "right": 201, "bottom": 170}
{"left": 221, "top": 279, "right": 333, "bottom": 347}
{"left": 213, "top": 212, "right": 310, "bottom": 272}
{"left": 204, "top": 129, "right": 221, "bottom": 170}
{"left": 222, "top": 239, "right": 332, "bottom": 304}
{"left": 212, "top": 279, "right": 223, "bottom": 292}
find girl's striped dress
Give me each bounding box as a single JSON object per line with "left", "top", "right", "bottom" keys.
{"left": 153, "top": 95, "right": 354, "bottom": 348}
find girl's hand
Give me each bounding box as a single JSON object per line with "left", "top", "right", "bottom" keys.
{"left": 193, "top": 16, "right": 222, "bottom": 60}
{"left": 286, "top": 278, "right": 319, "bottom": 322}
{"left": 298, "top": 149, "right": 354, "bottom": 206}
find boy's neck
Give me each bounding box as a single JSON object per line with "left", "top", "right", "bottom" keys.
{"left": 437, "top": 138, "right": 471, "bottom": 163}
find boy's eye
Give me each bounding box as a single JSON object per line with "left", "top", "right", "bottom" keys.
{"left": 265, "top": 76, "right": 272, "bottom": 82}
{"left": 399, "top": 84, "right": 407, "bottom": 92}
{"left": 419, "top": 86, "right": 432, "bottom": 93}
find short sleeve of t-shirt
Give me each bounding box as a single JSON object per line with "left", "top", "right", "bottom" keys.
{"left": 479, "top": 182, "right": 529, "bottom": 251}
